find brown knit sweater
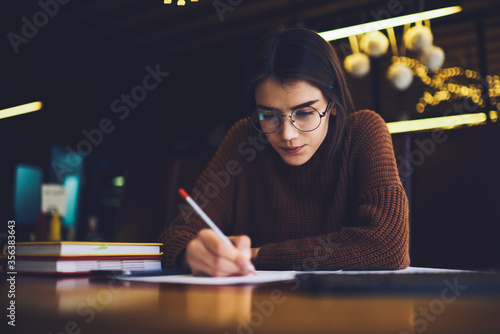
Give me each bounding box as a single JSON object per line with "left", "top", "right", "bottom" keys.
{"left": 159, "top": 110, "right": 410, "bottom": 271}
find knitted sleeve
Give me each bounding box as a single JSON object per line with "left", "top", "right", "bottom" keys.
{"left": 159, "top": 120, "right": 248, "bottom": 268}
{"left": 254, "top": 111, "right": 410, "bottom": 270}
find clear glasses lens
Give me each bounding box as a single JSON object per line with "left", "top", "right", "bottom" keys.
{"left": 253, "top": 110, "right": 280, "bottom": 133}
{"left": 251, "top": 107, "right": 321, "bottom": 133}
{"left": 292, "top": 108, "right": 321, "bottom": 131}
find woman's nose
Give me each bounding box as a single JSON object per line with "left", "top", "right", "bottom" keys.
{"left": 280, "top": 116, "right": 300, "bottom": 141}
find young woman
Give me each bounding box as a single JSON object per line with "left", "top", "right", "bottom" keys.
{"left": 159, "top": 28, "right": 410, "bottom": 276}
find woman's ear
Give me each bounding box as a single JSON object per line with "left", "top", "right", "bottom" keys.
{"left": 329, "top": 102, "right": 337, "bottom": 116}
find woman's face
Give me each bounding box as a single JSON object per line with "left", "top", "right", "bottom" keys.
{"left": 254, "top": 77, "right": 335, "bottom": 166}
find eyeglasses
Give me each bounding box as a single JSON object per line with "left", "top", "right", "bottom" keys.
{"left": 248, "top": 101, "right": 332, "bottom": 134}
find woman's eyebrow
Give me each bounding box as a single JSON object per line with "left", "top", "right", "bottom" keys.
{"left": 256, "top": 99, "right": 319, "bottom": 112}
{"left": 292, "top": 100, "right": 319, "bottom": 110}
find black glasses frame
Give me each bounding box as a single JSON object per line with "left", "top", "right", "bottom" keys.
{"left": 247, "top": 101, "right": 332, "bottom": 134}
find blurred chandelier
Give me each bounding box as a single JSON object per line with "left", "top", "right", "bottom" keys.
{"left": 318, "top": 6, "right": 500, "bottom": 118}
{"left": 318, "top": 6, "right": 463, "bottom": 89}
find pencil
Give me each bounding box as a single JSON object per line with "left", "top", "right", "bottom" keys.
{"left": 178, "top": 188, "right": 257, "bottom": 275}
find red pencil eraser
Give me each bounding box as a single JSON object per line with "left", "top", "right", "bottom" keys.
{"left": 178, "top": 188, "right": 189, "bottom": 200}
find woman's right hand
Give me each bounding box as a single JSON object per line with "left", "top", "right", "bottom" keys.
{"left": 185, "top": 228, "right": 254, "bottom": 277}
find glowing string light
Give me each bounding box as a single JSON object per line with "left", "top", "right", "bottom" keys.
{"left": 164, "top": 0, "right": 198, "bottom": 5}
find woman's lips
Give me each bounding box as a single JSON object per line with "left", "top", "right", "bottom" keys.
{"left": 280, "top": 145, "right": 305, "bottom": 155}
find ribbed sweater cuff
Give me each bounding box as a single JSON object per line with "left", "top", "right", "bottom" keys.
{"left": 161, "top": 233, "right": 194, "bottom": 269}
{"left": 253, "top": 243, "right": 280, "bottom": 270}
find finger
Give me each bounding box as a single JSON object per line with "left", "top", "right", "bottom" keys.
{"left": 229, "top": 235, "right": 252, "bottom": 260}
{"left": 251, "top": 247, "right": 260, "bottom": 260}
{"left": 189, "top": 250, "right": 243, "bottom": 277}
{"left": 190, "top": 256, "right": 241, "bottom": 277}
{"left": 198, "top": 229, "right": 240, "bottom": 260}
{"left": 204, "top": 257, "right": 244, "bottom": 276}
{"left": 229, "top": 235, "right": 255, "bottom": 273}
{"left": 186, "top": 235, "right": 242, "bottom": 276}
{"left": 186, "top": 237, "right": 221, "bottom": 273}
{"left": 194, "top": 230, "right": 253, "bottom": 276}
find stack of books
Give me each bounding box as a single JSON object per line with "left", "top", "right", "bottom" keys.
{"left": 10, "top": 241, "right": 163, "bottom": 274}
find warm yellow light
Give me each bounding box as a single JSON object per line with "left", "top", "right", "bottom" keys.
{"left": 164, "top": 0, "right": 197, "bottom": 4}
{"left": 387, "top": 113, "right": 487, "bottom": 134}
{"left": 319, "top": 6, "right": 462, "bottom": 41}
{"left": 490, "top": 110, "right": 499, "bottom": 123}
{"left": 0, "top": 101, "right": 43, "bottom": 120}
{"left": 416, "top": 103, "right": 425, "bottom": 113}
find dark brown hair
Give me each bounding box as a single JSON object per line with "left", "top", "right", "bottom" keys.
{"left": 244, "top": 27, "right": 354, "bottom": 170}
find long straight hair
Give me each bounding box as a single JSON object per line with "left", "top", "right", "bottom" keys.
{"left": 243, "top": 27, "right": 355, "bottom": 172}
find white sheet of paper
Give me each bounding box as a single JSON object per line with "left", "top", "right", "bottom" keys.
{"left": 115, "top": 270, "right": 298, "bottom": 285}
{"left": 335, "top": 266, "right": 477, "bottom": 275}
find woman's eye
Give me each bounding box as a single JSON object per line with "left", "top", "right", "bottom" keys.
{"left": 294, "top": 109, "right": 315, "bottom": 118}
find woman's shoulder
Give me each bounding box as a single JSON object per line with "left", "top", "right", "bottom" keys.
{"left": 347, "top": 110, "right": 389, "bottom": 137}
{"left": 344, "top": 110, "right": 392, "bottom": 153}
{"left": 348, "top": 109, "right": 386, "bottom": 128}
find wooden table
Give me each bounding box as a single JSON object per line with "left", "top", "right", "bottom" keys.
{"left": 2, "top": 273, "right": 500, "bottom": 334}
